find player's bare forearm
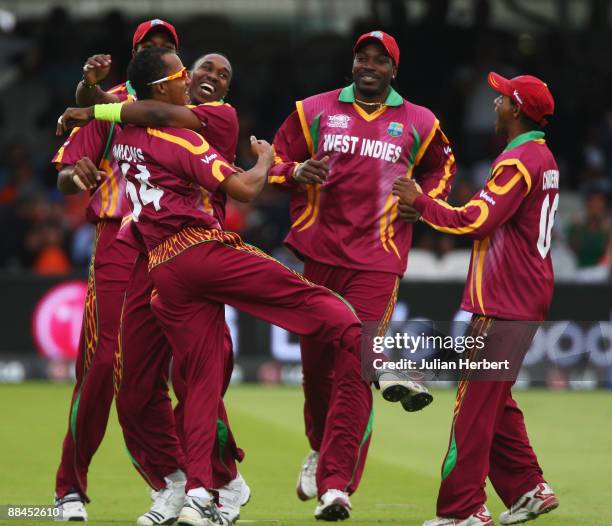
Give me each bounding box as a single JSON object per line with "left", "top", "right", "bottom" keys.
{"left": 76, "top": 82, "right": 120, "bottom": 107}
{"left": 226, "top": 158, "right": 271, "bottom": 202}
{"left": 120, "top": 101, "right": 202, "bottom": 130}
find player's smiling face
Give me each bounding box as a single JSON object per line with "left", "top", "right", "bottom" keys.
{"left": 188, "top": 54, "right": 232, "bottom": 104}
{"left": 352, "top": 41, "right": 396, "bottom": 99}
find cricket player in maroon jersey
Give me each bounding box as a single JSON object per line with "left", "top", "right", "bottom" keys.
{"left": 60, "top": 53, "right": 249, "bottom": 524}
{"left": 269, "top": 30, "right": 456, "bottom": 517}
{"left": 52, "top": 118, "right": 138, "bottom": 521}
{"left": 392, "top": 73, "right": 560, "bottom": 526}
{"left": 115, "top": 47, "right": 371, "bottom": 526}
{"left": 50, "top": 20, "right": 183, "bottom": 522}
{"left": 61, "top": 52, "right": 252, "bottom": 523}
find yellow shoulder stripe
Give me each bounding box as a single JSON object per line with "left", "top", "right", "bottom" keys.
{"left": 147, "top": 128, "right": 210, "bottom": 155}
{"left": 427, "top": 128, "right": 455, "bottom": 199}
{"left": 295, "top": 100, "right": 314, "bottom": 156}
{"left": 490, "top": 159, "right": 532, "bottom": 196}
{"left": 54, "top": 127, "right": 81, "bottom": 164}
{"left": 414, "top": 119, "right": 439, "bottom": 166}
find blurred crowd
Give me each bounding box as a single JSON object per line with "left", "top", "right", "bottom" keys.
{"left": 0, "top": 2, "right": 610, "bottom": 280}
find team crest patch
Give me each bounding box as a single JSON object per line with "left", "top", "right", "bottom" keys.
{"left": 328, "top": 114, "right": 351, "bottom": 129}
{"left": 387, "top": 122, "right": 404, "bottom": 137}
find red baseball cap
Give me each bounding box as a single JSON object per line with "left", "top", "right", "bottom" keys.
{"left": 132, "top": 19, "right": 179, "bottom": 50}
{"left": 488, "top": 72, "right": 554, "bottom": 126}
{"left": 354, "top": 30, "right": 400, "bottom": 66}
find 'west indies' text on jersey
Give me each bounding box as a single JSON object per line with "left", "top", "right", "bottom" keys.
{"left": 413, "top": 131, "right": 559, "bottom": 320}
{"left": 270, "top": 84, "right": 456, "bottom": 276}
{"left": 112, "top": 125, "right": 235, "bottom": 251}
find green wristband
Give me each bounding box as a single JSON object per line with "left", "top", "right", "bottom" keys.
{"left": 93, "top": 103, "right": 124, "bottom": 123}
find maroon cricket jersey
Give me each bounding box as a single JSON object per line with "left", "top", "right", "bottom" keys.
{"left": 52, "top": 120, "right": 128, "bottom": 223}
{"left": 413, "top": 131, "right": 559, "bottom": 320}
{"left": 112, "top": 125, "right": 236, "bottom": 251}
{"left": 188, "top": 102, "right": 239, "bottom": 226}
{"left": 270, "top": 85, "right": 455, "bottom": 276}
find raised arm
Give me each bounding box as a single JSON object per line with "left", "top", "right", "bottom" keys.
{"left": 75, "top": 54, "right": 121, "bottom": 106}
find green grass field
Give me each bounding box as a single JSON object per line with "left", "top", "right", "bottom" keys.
{"left": 0, "top": 383, "right": 610, "bottom": 525}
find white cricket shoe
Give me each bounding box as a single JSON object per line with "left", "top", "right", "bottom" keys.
{"left": 136, "top": 476, "right": 186, "bottom": 525}
{"left": 54, "top": 492, "right": 87, "bottom": 521}
{"left": 296, "top": 450, "right": 319, "bottom": 501}
{"left": 178, "top": 495, "right": 230, "bottom": 526}
{"left": 499, "top": 483, "right": 559, "bottom": 524}
{"left": 423, "top": 505, "right": 494, "bottom": 525}
{"left": 378, "top": 371, "right": 434, "bottom": 412}
{"left": 314, "top": 489, "right": 351, "bottom": 521}
{"left": 216, "top": 472, "right": 251, "bottom": 523}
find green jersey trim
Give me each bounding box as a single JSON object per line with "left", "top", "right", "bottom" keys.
{"left": 338, "top": 84, "right": 403, "bottom": 106}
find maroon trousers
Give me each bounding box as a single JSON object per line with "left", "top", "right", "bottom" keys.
{"left": 56, "top": 220, "right": 137, "bottom": 501}
{"left": 114, "top": 252, "right": 242, "bottom": 491}
{"left": 147, "top": 229, "right": 366, "bottom": 492}
{"left": 437, "top": 315, "right": 546, "bottom": 518}
{"left": 301, "top": 259, "right": 399, "bottom": 496}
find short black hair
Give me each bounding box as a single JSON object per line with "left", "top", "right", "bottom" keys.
{"left": 127, "top": 47, "right": 174, "bottom": 100}
{"left": 191, "top": 52, "right": 231, "bottom": 71}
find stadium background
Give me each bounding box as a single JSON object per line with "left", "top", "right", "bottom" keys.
{"left": 0, "top": 0, "right": 610, "bottom": 387}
